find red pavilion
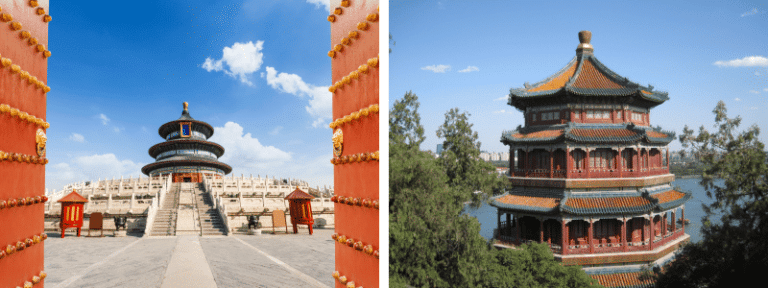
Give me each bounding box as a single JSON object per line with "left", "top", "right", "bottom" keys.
{"left": 493, "top": 31, "right": 691, "bottom": 286}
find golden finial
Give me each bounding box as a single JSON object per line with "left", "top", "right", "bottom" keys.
{"left": 183, "top": 102, "right": 188, "bottom": 110}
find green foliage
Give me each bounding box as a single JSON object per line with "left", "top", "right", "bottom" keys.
{"left": 656, "top": 101, "right": 768, "bottom": 287}
{"left": 390, "top": 91, "right": 426, "bottom": 148}
{"left": 389, "top": 94, "right": 601, "bottom": 287}
{"left": 437, "top": 108, "right": 506, "bottom": 199}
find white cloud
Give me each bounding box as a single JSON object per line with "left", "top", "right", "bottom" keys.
{"left": 741, "top": 8, "right": 760, "bottom": 17}
{"left": 495, "top": 96, "right": 508, "bottom": 101}
{"left": 99, "top": 114, "right": 110, "bottom": 125}
{"left": 265, "top": 66, "right": 332, "bottom": 127}
{"left": 735, "top": 97, "right": 741, "bottom": 101}
{"left": 749, "top": 90, "right": 760, "bottom": 94}
{"left": 421, "top": 64, "right": 451, "bottom": 73}
{"left": 47, "top": 154, "right": 145, "bottom": 191}
{"left": 113, "top": 127, "right": 122, "bottom": 133}
{"left": 459, "top": 66, "right": 480, "bottom": 73}
{"left": 69, "top": 133, "right": 85, "bottom": 143}
{"left": 202, "top": 41, "right": 265, "bottom": 86}
{"left": 764, "top": 88, "right": 768, "bottom": 92}
{"left": 750, "top": 106, "right": 759, "bottom": 110}
{"left": 209, "top": 122, "right": 292, "bottom": 170}
{"left": 756, "top": 71, "right": 762, "bottom": 76}
{"left": 714, "top": 56, "right": 768, "bottom": 67}
{"left": 305, "top": 0, "right": 330, "bottom": 12}
{"left": 270, "top": 126, "right": 283, "bottom": 135}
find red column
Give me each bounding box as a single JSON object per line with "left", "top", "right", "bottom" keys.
{"left": 666, "top": 147, "right": 670, "bottom": 173}
{"left": 539, "top": 219, "right": 544, "bottom": 243}
{"left": 634, "top": 149, "right": 639, "bottom": 176}
{"left": 681, "top": 207, "right": 685, "bottom": 232}
{"left": 586, "top": 149, "right": 591, "bottom": 179}
{"left": 671, "top": 211, "right": 676, "bottom": 232}
{"left": 614, "top": 149, "right": 620, "bottom": 176}
{"left": 618, "top": 149, "right": 623, "bottom": 178}
{"left": 566, "top": 148, "right": 571, "bottom": 178}
{"left": 622, "top": 218, "right": 628, "bottom": 252}
{"left": 649, "top": 216, "right": 655, "bottom": 251}
{"left": 549, "top": 150, "right": 554, "bottom": 178}
{"left": 588, "top": 220, "right": 594, "bottom": 254}
{"left": 561, "top": 220, "right": 569, "bottom": 255}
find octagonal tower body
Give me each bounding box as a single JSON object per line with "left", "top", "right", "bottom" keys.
{"left": 493, "top": 32, "right": 690, "bottom": 275}
{"left": 141, "top": 102, "right": 231, "bottom": 182}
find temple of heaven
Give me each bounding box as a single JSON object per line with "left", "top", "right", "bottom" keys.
{"left": 141, "top": 102, "right": 231, "bottom": 182}
{"left": 493, "top": 31, "right": 691, "bottom": 285}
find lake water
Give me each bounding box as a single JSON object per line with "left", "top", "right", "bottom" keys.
{"left": 464, "top": 178, "right": 715, "bottom": 243}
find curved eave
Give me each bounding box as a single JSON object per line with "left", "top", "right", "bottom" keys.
{"left": 158, "top": 119, "right": 214, "bottom": 139}
{"left": 141, "top": 159, "right": 232, "bottom": 175}
{"left": 644, "top": 130, "right": 676, "bottom": 144}
{"left": 560, "top": 203, "right": 655, "bottom": 215}
{"left": 655, "top": 191, "right": 692, "bottom": 211}
{"left": 564, "top": 131, "right": 643, "bottom": 143}
{"left": 501, "top": 130, "right": 564, "bottom": 145}
{"left": 560, "top": 195, "right": 656, "bottom": 216}
{"left": 148, "top": 139, "right": 225, "bottom": 158}
{"left": 489, "top": 193, "right": 560, "bottom": 214}
{"left": 508, "top": 54, "right": 669, "bottom": 109}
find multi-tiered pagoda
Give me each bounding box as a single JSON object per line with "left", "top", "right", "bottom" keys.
{"left": 142, "top": 102, "right": 231, "bottom": 182}
{"left": 493, "top": 31, "right": 690, "bottom": 278}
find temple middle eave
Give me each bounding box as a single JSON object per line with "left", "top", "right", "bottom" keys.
{"left": 501, "top": 123, "right": 676, "bottom": 145}
{"left": 490, "top": 189, "right": 691, "bottom": 216}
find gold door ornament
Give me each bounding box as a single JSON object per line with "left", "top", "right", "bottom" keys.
{"left": 35, "top": 128, "right": 46, "bottom": 157}
{"left": 332, "top": 129, "right": 343, "bottom": 157}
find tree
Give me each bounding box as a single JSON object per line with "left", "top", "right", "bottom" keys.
{"left": 390, "top": 95, "right": 494, "bottom": 287}
{"left": 390, "top": 91, "right": 426, "bottom": 148}
{"left": 390, "top": 95, "right": 601, "bottom": 288}
{"left": 656, "top": 101, "right": 768, "bottom": 287}
{"left": 437, "top": 108, "right": 505, "bottom": 200}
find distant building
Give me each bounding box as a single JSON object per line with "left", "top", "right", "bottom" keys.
{"left": 493, "top": 31, "right": 690, "bottom": 287}
{"left": 141, "top": 102, "right": 232, "bottom": 182}
{"left": 436, "top": 144, "right": 443, "bottom": 156}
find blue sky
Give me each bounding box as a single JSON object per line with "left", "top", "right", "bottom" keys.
{"left": 390, "top": 1, "right": 768, "bottom": 154}
{"left": 46, "top": 0, "right": 336, "bottom": 191}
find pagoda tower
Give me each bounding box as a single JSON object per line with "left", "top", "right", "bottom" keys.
{"left": 142, "top": 102, "right": 231, "bottom": 182}
{"left": 493, "top": 31, "right": 691, "bottom": 275}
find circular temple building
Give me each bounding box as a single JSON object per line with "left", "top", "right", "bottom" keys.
{"left": 493, "top": 31, "right": 691, "bottom": 283}
{"left": 142, "top": 102, "right": 231, "bottom": 182}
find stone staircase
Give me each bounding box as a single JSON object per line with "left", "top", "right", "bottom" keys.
{"left": 149, "top": 183, "right": 180, "bottom": 236}
{"left": 193, "top": 183, "right": 228, "bottom": 236}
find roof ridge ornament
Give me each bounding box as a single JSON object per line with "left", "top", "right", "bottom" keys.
{"left": 576, "top": 30, "right": 594, "bottom": 55}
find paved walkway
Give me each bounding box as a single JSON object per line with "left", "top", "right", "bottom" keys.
{"left": 44, "top": 229, "right": 334, "bottom": 288}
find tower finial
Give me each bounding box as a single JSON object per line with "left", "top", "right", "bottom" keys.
{"left": 183, "top": 102, "right": 189, "bottom": 111}
{"left": 576, "top": 31, "right": 593, "bottom": 54}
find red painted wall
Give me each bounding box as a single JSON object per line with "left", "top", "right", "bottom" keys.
{"left": 331, "top": 0, "right": 379, "bottom": 287}
{"left": 0, "top": 0, "right": 50, "bottom": 287}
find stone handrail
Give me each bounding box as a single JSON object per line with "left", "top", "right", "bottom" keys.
{"left": 203, "top": 177, "right": 230, "bottom": 236}
{"left": 143, "top": 176, "right": 169, "bottom": 237}
{"left": 143, "top": 198, "right": 158, "bottom": 237}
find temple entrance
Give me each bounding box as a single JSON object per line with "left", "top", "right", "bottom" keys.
{"left": 173, "top": 173, "right": 202, "bottom": 183}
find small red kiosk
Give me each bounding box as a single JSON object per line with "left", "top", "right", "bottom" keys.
{"left": 57, "top": 190, "right": 88, "bottom": 238}
{"left": 285, "top": 188, "right": 315, "bottom": 235}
